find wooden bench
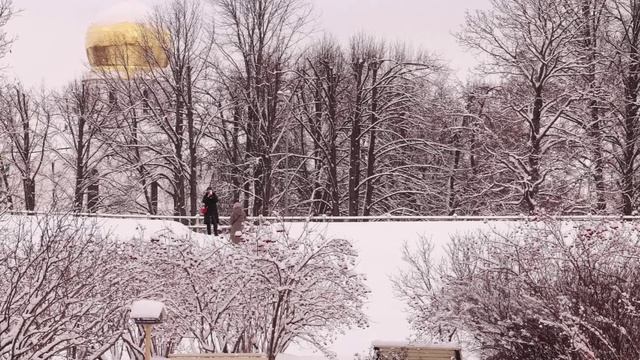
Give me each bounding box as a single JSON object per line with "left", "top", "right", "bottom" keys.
{"left": 373, "top": 342, "right": 462, "bottom": 360}
{"left": 168, "top": 354, "right": 267, "bottom": 360}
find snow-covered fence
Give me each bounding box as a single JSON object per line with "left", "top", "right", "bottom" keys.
{"left": 7, "top": 211, "right": 640, "bottom": 223}
{"left": 7, "top": 211, "right": 640, "bottom": 234}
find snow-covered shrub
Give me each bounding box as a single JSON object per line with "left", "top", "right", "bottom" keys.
{"left": 121, "top": 220, "right": 368, "bottom": 359}
{"left": 0, "top": 214, "right": 368, "bottom": 360}
{"left": 395, "top": 220, "right": 640, "bottom": 360}
{"left": 230, "top": 222, "right": 370, "bottom": 360}
{"left": 0, "top": 215, "right": 134, "bottom": 359}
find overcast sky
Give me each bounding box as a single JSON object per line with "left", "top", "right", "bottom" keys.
{"left": 4, "top": 0, "right": 492, "bottom": 89}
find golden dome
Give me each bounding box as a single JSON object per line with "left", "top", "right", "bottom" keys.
{"left": 85, "top": 2, "right": 168, "bottom": 76}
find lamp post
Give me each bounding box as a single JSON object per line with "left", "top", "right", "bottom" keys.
{"left": 130, "top": 299, "right": 166, "bottom": 360}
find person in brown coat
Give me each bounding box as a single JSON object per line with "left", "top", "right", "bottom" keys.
{"left": 229, "top": 202, "right": 245, "bottom": 244}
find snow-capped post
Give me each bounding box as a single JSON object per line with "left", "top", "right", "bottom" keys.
{"left": 130, "top": 300, "right": 166, "bottom": 360}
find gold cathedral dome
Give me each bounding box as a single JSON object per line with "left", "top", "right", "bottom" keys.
{"left": 85, "top": 1, "right": 168, "bottom": 76}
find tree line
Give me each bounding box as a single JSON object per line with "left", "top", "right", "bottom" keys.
{"left": 4, "top": 0, "right": 640, "bottom": 217}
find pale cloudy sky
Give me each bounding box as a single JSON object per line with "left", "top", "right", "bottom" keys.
{"left": 5, "top": 0, "right": 491, "bottom": 89}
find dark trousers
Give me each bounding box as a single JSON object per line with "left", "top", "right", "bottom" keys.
{"left": 205, "top": 216, "right": 218, "bottom": 235}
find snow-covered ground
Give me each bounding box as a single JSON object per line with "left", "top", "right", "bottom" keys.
{"left": 0, "top": 214, "right": 197, "bottom": 247}
{"left": 0, "top": 214, "right": 518, "bottom": 360}
{"left": 276, "top": 221, "right": 515, "bottom": 359}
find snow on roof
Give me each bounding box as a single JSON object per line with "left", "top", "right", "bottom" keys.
{"left": 371, "top": 341, "right": 461, "bottom": 351}
{"left": 130, "top": 299, "right": 165, "bottom": 320}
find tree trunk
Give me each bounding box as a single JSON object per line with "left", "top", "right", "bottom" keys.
{"left": 310, "top": 75, "right": 325, "bottom": 215}
{"left": 589, "top": 106, "right": 606, "bottom": 212}
{"left": 622, "top": 17, "right": 640, "bottom": 215}
{"left": 363, "top": 61, "right": 380, "bottom": 216}
{"left": 348, "top": 60, "right": 365, "bottom": 216}
{"left": 17, "top": 90, "right": 36, "bottom": 212}
{"left": 0, "top": 155, "right": 12, "bottom": 209}
{"left": 622, "top": 85, "right": 638, "bottom": 215}
{"left": 582, "top": 0, "right": 606, "bottom": 212}
{"left": 448, "top": 115, "right": 468, "bottom": 215}
{"left": 253, "top": 155, "right": 264, "bottom": 216}
{"left": 24, "top": 177, "right": 35, "bottom": 212}
{"left": 525, "top": 90, "right": 543, "bottom": 214}
{"left": 174, "top": 80, "right": 187, "bottom": 221}
{"left": 326, "top": 63, "right": 340, "bottom": 216}
{"left": 74, "top": 114, "right": 86, "bottom": 212}
{"left": 266, "top": 294, "right": 284, "bottom": 360}
{"left": 260, "top": 68, "right": 281, "bottom": 216}
{"left": 244, "top": 102, "right": 253, "bottom": 213}
{"left": 232, "top": 103, "right": 241, "bottom": 203}
{"left": 186, "top": 65, "right": 198, "bottom": 221}
{"left": 87, "top": 168, "right": 99, "bottom": 212}
{"left": 129, "top": 110, "right": 154, "bottom": 214}
{"left": 150, "top": 180, "right": 158, "bottom": 215}
{"left": 262, "top": 155, "right": 272, "bottom": 216}
{"left": 248, "top": 101, "right": 262, "bottom": 216}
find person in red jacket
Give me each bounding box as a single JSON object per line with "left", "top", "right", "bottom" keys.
{"left": 202, "top": 187, "right": 219, "bottom": 236}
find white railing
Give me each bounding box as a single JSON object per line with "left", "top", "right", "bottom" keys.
{"left": 6, "top": 210, "right": 640, "bottom": 223}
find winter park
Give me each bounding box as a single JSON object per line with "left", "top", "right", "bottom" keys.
{"left": 4, "top": 0, "right": 640, "bottom": 359}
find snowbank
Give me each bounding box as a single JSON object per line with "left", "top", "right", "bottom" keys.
{"left": 277, "top": 221, "right": 513, "bottom": 359}
{"left": 0, "top": 214, "right": 568, "bottom": 359}
{"left": 0, "top": 214, "right": 195, "bottom": 244}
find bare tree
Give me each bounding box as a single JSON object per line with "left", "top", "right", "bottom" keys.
{"left": 291, "top": 37, "right": 347, "bottom": 215}
{"left": 577, "top": 0, "right": 608, "bottom": 212}
{"left": 0, "top": 0, "right": 14, "bottom": 61}
{"left": 358, "top": 44, "right": 438, "bottom": 215}
{"left": 0, "top": 1, "right": 15, "bottom": 212}
{"left": 54, "top": 80, "right": 110, "bottom": 212}
{"left": 0, "top": 142, "right": 13, "bottom": 210}
{"left": 601, "top": 0, "right": 640, "bottom": 215}
{"left": 291, "top": 37, "right": 441, "bottom": 216}
{"left": 346, "top": 36, "right": 377, "bottom": 216}
{"left": 449, "top": 82, "right": 519, "bottom": 215}
{"left": 459, "top": 0, "right": 582, "bottom": 214}
{"left": 143, "top": 0, "right": 216, "bottom": 219}
{"left": 92, "top": 0, "right": 215, "bottom": 216}
{"left": 213, "top": 0, "right": 312, "bottom": 215}
{"left": 228, "top": 224, "right": 369, "bottom": 360}
{"left": 0, "top": 86, "right": 51, "bottom": 212}
{"left": 0, "top": 215, "right": 133, "bottom": 359}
